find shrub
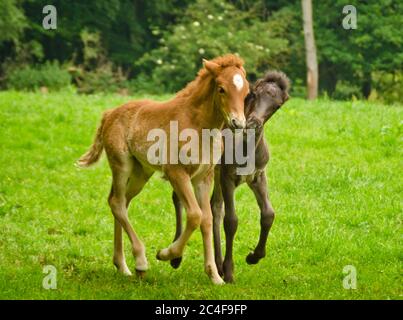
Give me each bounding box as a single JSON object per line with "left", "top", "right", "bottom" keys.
{"left": 371, "top": 71, "right": 403, "bottom": 104}
{"left": 333, "top": 81, "right": 363, "bottom": 101}
{"left": 70, "top": 63, "right": 127, "bottom": 94}
{"left": 69, "top": 29, "right": 128, "bottom": 94}
{"left": 127, "top": 74, "right": 162, "bottom": 95}
{"left": 7, "top": 62, "right": 71, "bottom": 91}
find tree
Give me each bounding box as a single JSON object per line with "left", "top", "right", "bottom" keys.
{"left": 301, "top": 0, "right": 318, "bottom": 100}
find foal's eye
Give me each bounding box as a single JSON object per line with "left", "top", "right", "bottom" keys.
{"left": 218, "top": 87, "right": 225, "bottom": 94}
{"left": 267, "top": 90, "right": 275, "bottom": 97}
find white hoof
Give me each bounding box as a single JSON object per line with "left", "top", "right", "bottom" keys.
{"left": 212, "top": 277, "right": 225, "bottom": 285}
{"left": 116, "top": 264, "right": 132, "bottom": 276}
{"left": 136, "top": 256, "right": 149, "bottom": 271}
{"left": 121, "top": 268, "right": 133, "bottom": 276}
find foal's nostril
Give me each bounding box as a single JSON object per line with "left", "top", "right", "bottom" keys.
{"left": 231, "top": 118, "right": 245, "bottom": 129}
{"left": 247, "top": 117, "right": 262, "bottom": 129}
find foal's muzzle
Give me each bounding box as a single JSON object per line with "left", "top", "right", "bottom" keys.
{"left": 246, "top": 116, "right": 263, "bottom": 130}
{"left": 229, "top": 114, "right": 246, "bottom": 129}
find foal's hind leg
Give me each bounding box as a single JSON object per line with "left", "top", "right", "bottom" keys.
{"left": 195, "top": 173, "right": 224, "bottom": 285}
{"left": 113, "top": 218, "right": 132, "bottom": 276}
{"left": 221, "top": 177, "right": 238, "bottom": 283}
{"left": 108, "top": 157, "right": 149, "bottom": 275}
{"left": 246, "top": 171, "right": 275, "bottom": 264}
{"left": 113, "top": 165, "right": 152, "bottom": 276}
{"left": 211, "top": 183, "right": 224, "bottom": 276}
{"left": 170, "top": 191, "right": 183, "bottom": 269}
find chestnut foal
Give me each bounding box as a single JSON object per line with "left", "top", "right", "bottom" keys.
{"left": 77, "top": 54, "right": 249, "bottom": 284}
{"left": 171, "top": 71, "right": 290, "bottom": 283}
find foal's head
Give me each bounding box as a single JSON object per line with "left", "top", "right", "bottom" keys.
{"left": 203, "top": 55, "right": 249, "bottom": 129}
{"left": 245, "top": 71, "right": 290, "bottom": 130}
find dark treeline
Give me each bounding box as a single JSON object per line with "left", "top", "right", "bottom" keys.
{"left": 0, "top": 0, "right": 401, "bottom": 102}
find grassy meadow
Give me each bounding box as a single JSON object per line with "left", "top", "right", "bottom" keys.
{"left": 0, "top": 90, "right": 401, "bottom": 299}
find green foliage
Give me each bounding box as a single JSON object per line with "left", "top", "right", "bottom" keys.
{"left": 80, "top": 29, "right": 104, "bottom": 67}
{"left": 135, "top": 0, "right": 289, "bottom": 92}
{"left": 0, "top": 40, "right": 45, "bottom": 89}
{"left": 127, "top": 75, "right": 161, "bottom": 95}
{"left": 69, "top": 30, "right": 128, "bottom": 94}
{"left": 313, "top": 0, "right": 403, "bottom": 99}
{"left": 333, "top": 81, "right": 363, "bottom": 101}
{"left": 0, "top": 91, "right": 401, "bottom": 298}
{"left": 6, "top": 61, "right": 71, "bottom": 91}
{"left": 0, "top": 0, "right": 27, "bottom": 43}
{"left": 260, "top": 4, "right": 305, "bottom": 97}
{"left": 72, "top": 64, "right": 127, "bottom": 95}
{"left": 0, "top": 0, "right": 401, "bottom": 102}
{"left": 371, "top": 71, "right": 403, "bottom": 104}
{"left": 18, "top": 0, "right": 193, "bottom": 68}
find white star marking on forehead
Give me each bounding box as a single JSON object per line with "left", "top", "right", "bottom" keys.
{"left": 233, "top": 74, "right": 244, "bottom": 91}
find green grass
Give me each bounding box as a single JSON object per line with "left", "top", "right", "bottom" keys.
{"left": 0, "top": 90, "right": 401, "bottom": 299}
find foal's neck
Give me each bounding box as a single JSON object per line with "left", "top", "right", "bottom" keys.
{"left": 255, "top": 128, "right": 266, "bottom": 146}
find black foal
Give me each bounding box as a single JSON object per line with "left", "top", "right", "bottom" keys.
{"left": 171, "top": 71, "right": 290, "bottom": 283}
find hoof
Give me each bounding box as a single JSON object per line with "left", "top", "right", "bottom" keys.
{"left": 114, "top": 262, "right": 133, "bottom": 276}
{"left": 157, "top": 248, "right": 180, "bottom": 261}
{"left": 156, "top": 249, "right": 167, "bottom": 261}
{"left": 224, "top": 274, "right": 235, "bottom": 284}
{"left": 246, "top": 252, "right": 261, "bottom": 265}
{"left": 170, "top": 257, "right": 182, "bottom": 269}
{"left": 121, "top": 269, "right": 133, "bottom": 276}
{"left": 135, "top": 269, "right": 146, "bottom": 279}
{"left": 216, "top": 264, "right": 224, "bottom": 277}
{"left": 212, "top": 277, "right": 225, "bottom": 285}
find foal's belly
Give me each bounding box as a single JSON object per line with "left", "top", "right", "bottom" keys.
{"left": 234, "top": 168, "right": 264, "bottom": 186}
{"left": 191, "top": 163, "right": 214, "bottom": 182}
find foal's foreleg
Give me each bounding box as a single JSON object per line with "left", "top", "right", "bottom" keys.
{"left": 157, "top": 169, "right": 223, "bottom": 285}
{"left": 246, "top": 171, "right": 275, "bottom": 264}
{"left": 156, "top": 170, "right": 201, "bottom": 261}
{"left": 221, "top": 178, "right": 237, "bottom": 283}
{"left": 211, "top": 185, "right": 224, "bottom": 276}
{"left": 170, "top": 191, "right": 183, "bottom": 269}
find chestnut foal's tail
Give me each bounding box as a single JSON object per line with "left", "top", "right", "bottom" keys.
{"left": 76, "top": 111, "right": 109, "bottom": 168}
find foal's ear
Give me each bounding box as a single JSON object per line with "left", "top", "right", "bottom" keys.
{"left": 203, "top": 59, "right": 220, "bottom": 76}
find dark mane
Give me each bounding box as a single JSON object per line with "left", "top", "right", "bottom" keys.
{"left": 254, "top": 70, "right": 290, "bottom": 93}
